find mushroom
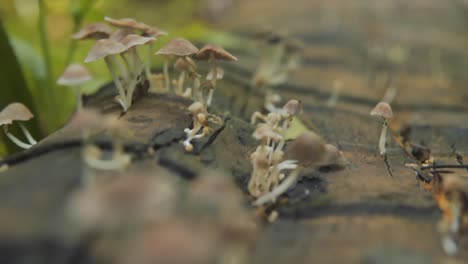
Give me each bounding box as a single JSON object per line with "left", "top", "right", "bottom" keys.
{"left": 104, "top": 16, "right": 152, "bottom": 31}
{"left": 84, "top": 38, "right": 129, "bottom": 111}
{"left": 119, "top": 34, "right": 156, "bottom": 108}
{"left": 174, "top": 57, "right": 197, "bottom": 96}
{"left": 253, "top": 132, "right": 326, "bottom": 206}
{"left": 142, "top": 27, "right": 168, "bottom": 89}
{"left": 57, "top": 63, "right": 92, "bottom": 109}
{"left": 0, "top": 103, "right": 37, "bottom": 149}
{"left": 183, "top": 102, "right": 209, "bottom": 152}
{"left": 72, "top": 22, "right": 113, "bottom": 40}
{"left": 370, "top": 101, "right": 393, "bottom": 155}
{"left": 105, "top": 17, "right": 167, "bottom": 90}
{"left": 194, "top": 44, "right": 237, "bottom": 106}
{"left": 156, "top": 38, "right": 199, "bottom": 93}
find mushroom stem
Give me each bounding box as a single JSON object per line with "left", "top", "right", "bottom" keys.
{"left": 119, "top": 54, "right": 132, "bottom": 81}
{"left": 378, "top": 120, "right": 388, "bottom": 155}
{"left": 3, "top": 125, "right": 32, "bottom": 149}
{"left": 192, "top": 76, "right": 202, "bottom": 102}
{"left": 206, "top": 58, "right": 218, "bottom": 106}
{"left": 253, "top": 168, "right": 300, "bottom": 206}
{"left": 177, "top": 70, "right": 186, "bottom": 95}
{"left": 163, "top": 58, "right": 170, "bottom": 93}
{"left": 19, "top": 123, "right": 37, "bottom": 145}
{"left": 145, "top": 43, "right": 155, "bottom": 88}
{"left": 124, "top": 49, "right": 145, "bottom": 108}
{"left": 105, "top": 56, "right": 128, "bottom": 111}
{"left": 75, "top": 85, "right": 82, "bottom": 109}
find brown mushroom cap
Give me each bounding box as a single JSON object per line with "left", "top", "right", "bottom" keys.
{"left": 72, "top": 22, "right": 113, "bottom": 40}
{"left": 119, "top": 34, "right": 155, "bottom": 49}
{"left": 109, "top": 28, "right": 133, "bottom": 41}
{"left": 174, "top": 58, "right": 190, "bottom": 72}
{"left": 370, "top": 102, "right": 393, "bottom": 119}
{"left": 156, "top": 38, "right": 199, "bottom": 57}
{"left": 57, "top": 64, "right": 92, "bottom": 86}
{"left": 0, "top": 103, "right": 34, "bottom": 126}
{"left": 286, "top": 132, "right": 326, "bottom": 167}
{"left": 188, "top": 102, "right": 207, "bottom": 116}
{"left": 84, "top": 39, "right": 128, "bottom": 63}
{"left": 194, "top": 44, "right": 237, "bottom": 61}
{"left": 282, "top": 100, "right": 302, "bottom": 116}
{"left": 143, "top": 27, "right": 168, "bottom": 38}
{"left": 104, "top": 16, "right": 151, "bottom": 31}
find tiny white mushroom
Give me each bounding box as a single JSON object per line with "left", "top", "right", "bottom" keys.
{"left": 370, "top": 102, "right": 393, "bottom": 155}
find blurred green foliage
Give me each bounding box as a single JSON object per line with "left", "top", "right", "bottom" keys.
{"left": 0, "top": 0, "right": 231, "bottom": 156}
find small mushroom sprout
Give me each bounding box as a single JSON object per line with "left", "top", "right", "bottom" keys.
{"left": 0, "top": 103, "right": 37, "bottom": 149}
{"left": 57, "top": 63, "right": 92, "bottom": 109}
{"left": 370, "top": 101, "right": 393, "bottom": 155}
{"left": 156, "top": 38, "right": 199, "bottom": 94}
{"left": 253, "top": 131, "right": 326, "bottom": 206}
{"left": 182, "top": 102, "right": 210, "bottom": 152}
{"left": 194, "top": 44, "right": 237, "bottom": 106}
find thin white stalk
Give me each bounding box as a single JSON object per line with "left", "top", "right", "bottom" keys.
{"left": 105, "top": 56, "right": 128, "bottom": 111}
{"left": 163, "top": 58, "right": 170, "bottom": 92}
{"left": 378, "top": 121, "right": 388, "bottom": 155}
{"left": 177, "top": 71, "right": 185, "bottom": 95}
{"left": 3, "top": 125, "right": 32, "bottom": 149}
{"left": 206, "top": 89, "right": 215, "bottom": 106}
{"left": 125, "top": 58, "right": 145, "bottom": 109}
{"left": 19, "top": 123, "right": 37, "bottom": 145}
{"left": 114, "top": 55, "right": 130, "bottom": 87}
{"left": 145, "top": 43, "right": 154, "bottom": 88}
{"left": 253, "top": 169, "right": 300, "bottom": 206}
{"left": 75, "top": 85, "right": 82, "bottom": 110}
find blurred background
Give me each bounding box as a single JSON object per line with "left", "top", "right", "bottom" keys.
{"left": 0, "top": 0, "right": 236, "bottom": 156}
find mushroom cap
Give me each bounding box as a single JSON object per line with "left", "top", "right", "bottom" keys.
{"left": 109, "top": 28, "right": 134, "bottom": 41}
{"left": 72, "top": 22, "right": 113, "bottom": 40}
{"left": 206, "top": 67, "right": 224, "bottom": 81}
{"left": 104, "top": 16, "right": 151, "bottom": 31}
{"left": 84, "top": 39, "right": 128, "bottom": 63}
{"left": 194, "top": 44, "right": 237, "bottom": 61}
{"left": 252, "top": 124, "right": 282, "bottom": 141}
{"left": 156, "top": 38, "right": 199, "bottom": 57}
{"left": 286, "top": 132, "right": 326, "bottom": 167}
{"left": 370, "top": 102, "right": 393, "bottom": 119}
{"left": 188, "top": 102, "right": 207, "bottom": 116}
{"left": 57, "top": 64, "right": 92, "bottom": 86}
{"left": 174, "top": 58, "right": 191, "bottom": 72}
{"left": 282, "top": 100, "right": 302, "bottom": 116}
{"left": 143, "top": 27, "right": 168, "bottom": 38}
{"left": 0, "top": 103, "right": 34, "bottom": 126}
{"left": 119, "top": 34, "right": 155, "bottom": 49}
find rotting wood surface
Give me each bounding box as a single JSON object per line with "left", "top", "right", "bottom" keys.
{"left": 1, "top": 0, "right": 468, "bottom": 263}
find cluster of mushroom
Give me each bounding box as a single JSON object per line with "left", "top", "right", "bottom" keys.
{"left": 249, "top": 100, "right": 346, "bottom": 206}
{"left": 68, "top": 17, "right": 238, "bottom": 113}
{"left": 70, "top": 17, "right": 168, "bottom": 112}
